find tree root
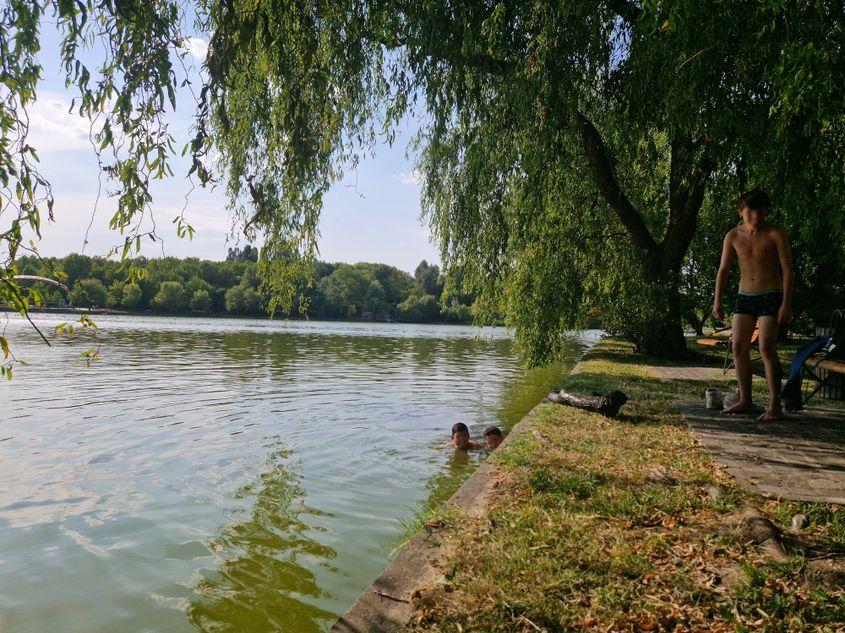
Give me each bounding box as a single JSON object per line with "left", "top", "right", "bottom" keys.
{"left": 738, "top": 505, "right": 788, "bottom": 562}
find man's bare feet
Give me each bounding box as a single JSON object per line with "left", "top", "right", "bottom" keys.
{"left": 721, "top": 401, "right": 763, "bottom": 415}
{"left": 757, "top": 406, "right": 783, "bottom": 422}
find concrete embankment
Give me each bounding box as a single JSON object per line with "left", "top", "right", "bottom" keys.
{"left": 330, "top": 394, "right": 553, "bottom": 632}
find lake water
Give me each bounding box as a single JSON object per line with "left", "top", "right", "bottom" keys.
{"left": 0, "top": 314, "right": 594, "bottom": 632}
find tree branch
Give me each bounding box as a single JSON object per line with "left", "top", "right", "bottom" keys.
{"left": 665, "top": 132, "right": 693, "bottom": 249}
{"left": 1, "top": 278, "right": 51, "bottom": 347}
{"left": 575, "top": 111, "right": 658, "bottom": 255}
{"left": 662, "top": 135, "right": 714, "bottom": 270}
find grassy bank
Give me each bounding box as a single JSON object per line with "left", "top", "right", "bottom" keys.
{"left": 405, "top": 339, "right": 844, "bottom": 632}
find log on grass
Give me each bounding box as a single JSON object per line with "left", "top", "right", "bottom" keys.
{"left": 546, "top": 389, "right": 629, "bottom": 418}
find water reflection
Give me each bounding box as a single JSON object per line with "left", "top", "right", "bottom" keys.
{"left": 414, "top": 448, "right": 479, "bottom": 518}
{"left": 187, "top": 447, "right": 337, "bottom": 632}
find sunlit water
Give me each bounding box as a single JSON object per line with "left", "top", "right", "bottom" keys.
{"left": 0, "top": 314, "right": 597, "bottom": 632}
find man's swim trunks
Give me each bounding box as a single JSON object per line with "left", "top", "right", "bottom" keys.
{"left": 734, "top": 288, "right": 783, "bottom": 318}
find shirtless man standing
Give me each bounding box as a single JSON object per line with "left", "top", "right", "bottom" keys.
{"left": 712, "top": 189, "right": 794, "bottom": 421}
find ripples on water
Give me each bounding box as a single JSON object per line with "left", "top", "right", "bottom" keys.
{"left": 0, "top": 315, "right": 595, "bottom": 632}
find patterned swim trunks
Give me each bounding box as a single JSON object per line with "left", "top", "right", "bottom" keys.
{"left": 734, "top": 289, "right": 783, "bottom": 318}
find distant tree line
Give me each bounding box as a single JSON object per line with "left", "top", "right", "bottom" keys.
{"left": 11, "top": 252, "right": 477, "bottom": 324}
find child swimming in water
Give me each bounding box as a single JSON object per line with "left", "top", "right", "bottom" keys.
{"left": 482, "top": 426, "right": 504, "bottom": 450}
{"left": 450, "top": 422, "right": 482, "bottom": 451}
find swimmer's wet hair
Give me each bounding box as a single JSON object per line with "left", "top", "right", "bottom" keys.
{"left": 451, "top": 422, "right": 469, "bottom": 436}
{"left": 737, "top": 189, "right": 771, "bottom": 212}
{"left": 483, "top": 426, "right": 503, "bottom": 437}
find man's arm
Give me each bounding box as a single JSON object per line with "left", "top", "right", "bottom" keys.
{"left": 774, "top": 227, "right": 794, "bottom": 324}
{"left": 712, "top": 230, "right": 735, "bottom": 321}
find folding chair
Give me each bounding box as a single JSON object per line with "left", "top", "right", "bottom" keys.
{"left": 801, "top": 309, "right": 845, "bottom": 404}
{"left": 696, "top": 325, "right": 760, "bottom": 374}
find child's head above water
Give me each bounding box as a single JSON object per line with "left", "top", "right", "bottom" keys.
{"left": 451, "top": 422, "right": 471, "bottom": 450}
{"left": 483, "top": 426, "right": 503, "bottom": 450}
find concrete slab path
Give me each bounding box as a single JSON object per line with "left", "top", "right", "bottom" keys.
{"left": 679, "top": 401, "right": 845, "bottom": 505}
{"left": 647, "top": 363, "right": 764, "bottom": 383}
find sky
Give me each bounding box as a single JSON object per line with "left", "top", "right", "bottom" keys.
{"left": 18, "top": 11, "right": 440, "bottom": 275}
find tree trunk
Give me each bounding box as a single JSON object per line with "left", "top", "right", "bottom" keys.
{"left": 630, "top": 267, "right": 690, "bottom": 359}
{"left": 686, "top": 311, "right": 705, "bottom": 336}
{"left": 634, "top": 309, "right": 688, "bottom": 358}
{"left": 575, "top": 114, "right": 711, "bottom": 360}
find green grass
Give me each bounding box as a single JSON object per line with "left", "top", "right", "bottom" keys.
{"left": 393, "top": 503, "right": 466, "bottom": 555}
{"left": 405, "top": 339, "right": 845, "bottom": 632}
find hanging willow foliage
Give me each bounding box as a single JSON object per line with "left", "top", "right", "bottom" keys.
{"left": 2, "top": 1, "right": 845, "bottom": 375}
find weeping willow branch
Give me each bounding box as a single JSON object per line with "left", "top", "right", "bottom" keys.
{"left": 1, "top": 277, "right": 50, "bottom": 346}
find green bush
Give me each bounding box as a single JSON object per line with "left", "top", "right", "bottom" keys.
{"left": 189, "top": 289, "right": 212, "bottom": 313}
{"left": 441, "top": 302, "right": 472, "bottom": 323}
{"left": 121, "top": 282, "right": 142, "bottom": 310}
{"left": 70, "top": 278, "right": 107, "bottom": 308}
{"left": 152, "top": 281, "right": 188, "bottom": 312}
{"left": 397, "top": 294, "right": 441, "bottom": 322}
{"left": 224, "top": 284, "right": 262, "bottom": 315}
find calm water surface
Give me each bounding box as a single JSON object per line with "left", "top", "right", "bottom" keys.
{"left": 0, "top": 315, "right": 595, "bottom": 632}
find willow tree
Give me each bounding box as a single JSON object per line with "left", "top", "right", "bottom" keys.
{"left": 3, "top": 2, "right": 845, "bottom": 371}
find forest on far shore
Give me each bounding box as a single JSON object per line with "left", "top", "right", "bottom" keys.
{"left": 11, "top": 248, "right": 477, "bottom": 324}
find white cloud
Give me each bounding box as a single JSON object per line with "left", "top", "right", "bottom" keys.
{"left": 394, "top": 169, "right": 423, "bottom": 186}
{"left": 26, "top": 94, "right": 93, "bottom": 152}
{"left": 23, "top": 90, "right": 122, "bottom": 154}
{"left": 198, "top": 146, "right": 224, "bottom": 175}
{"left": 182, "top": 37, "right": 208, "bottom": 62}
